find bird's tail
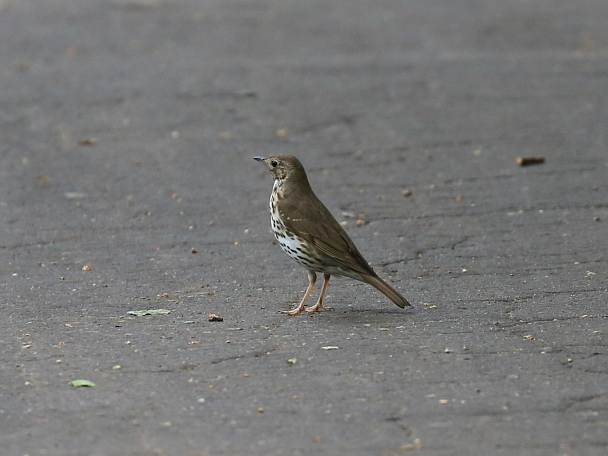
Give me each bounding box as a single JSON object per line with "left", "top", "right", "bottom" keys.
{"left": 361, "top": 274, "right": 411, "bottom": 308}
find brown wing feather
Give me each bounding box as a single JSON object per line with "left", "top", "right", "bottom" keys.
{"left": 278, "top": 189, "right": 376, "bottom": 277}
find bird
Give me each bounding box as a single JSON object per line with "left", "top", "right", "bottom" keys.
{"left": 254, "top": 155, "right": 410, "bottom": 315}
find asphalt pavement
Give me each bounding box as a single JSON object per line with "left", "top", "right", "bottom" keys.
{"left": 1, "top": 1, "right": 607, "bottom": 455}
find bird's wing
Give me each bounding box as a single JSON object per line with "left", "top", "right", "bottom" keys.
{"left": 278, "top": 192, "right": 376, "bottom": 277}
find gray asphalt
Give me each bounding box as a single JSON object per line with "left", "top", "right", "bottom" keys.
{"left": 1, "top": 1, "right": 607, "bottom": 455}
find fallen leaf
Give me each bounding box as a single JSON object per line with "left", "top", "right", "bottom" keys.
{"left": 70, "top": 379, "right": 95, "bottom": 387}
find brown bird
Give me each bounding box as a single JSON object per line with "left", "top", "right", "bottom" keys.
{"left": 254, "top": 155, "right": 410, "bottom": 315}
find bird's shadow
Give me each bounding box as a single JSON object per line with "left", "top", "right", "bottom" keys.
{"left": 310, "top": 305, "right": 415, "bottom": 325}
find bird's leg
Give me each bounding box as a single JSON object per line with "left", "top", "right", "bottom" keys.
{"left": 305, "top": 273, "right": 331, "bottom": 313}
{"left": 281, "top": 270, "right": 316, "bottom": 316}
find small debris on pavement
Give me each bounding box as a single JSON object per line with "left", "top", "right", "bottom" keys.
{"left": 516, "top": 156, "right": 545, "bottom": 166}
{"left": 78, "top": 138, "right": 97, "bottom": 146}
{"left": 70, "top": 379, "right": 96, "bottom": 387}
{"left": 208, "top": 313, "right": 223, "bottom": 322}
{"left": 127, "top": 309, "right": 171, "bottom": 316}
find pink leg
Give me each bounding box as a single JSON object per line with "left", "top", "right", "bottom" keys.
{"left": 281, "top": 270, "right": 316, "bottom": 316}
{"left": 305, "top": 273, "right": 331, "bottom": 313}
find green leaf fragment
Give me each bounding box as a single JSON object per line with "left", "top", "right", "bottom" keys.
{"left": 70, "top": 379, "right": 96, "bottom": 387}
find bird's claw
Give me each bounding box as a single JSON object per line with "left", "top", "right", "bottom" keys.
{"left": 279, "top": 304, "right": 305, "bottom": 316}
{"left": 304, "top": 303, "right": 331, "bottom": 313}
{"left": 280, "top": 310, "right": 302, "bottom": 316}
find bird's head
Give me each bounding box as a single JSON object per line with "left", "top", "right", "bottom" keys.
{"left": 254, "top": 155, "right": 307, "bottom": 183}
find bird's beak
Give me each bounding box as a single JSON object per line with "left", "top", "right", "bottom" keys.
{"left": 253, "top": 156, "right": 266, "bottom": 163}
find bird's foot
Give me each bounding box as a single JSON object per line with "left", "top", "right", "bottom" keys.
{"left": 304, "top": 302, "right": 330, "bottom": 313}
{"left": 280, "top": 303, "right": 306, "bottom": 316}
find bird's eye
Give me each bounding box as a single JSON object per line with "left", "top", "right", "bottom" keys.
{"left": 271, "top": 160, "right": 278, "bottom": 168}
